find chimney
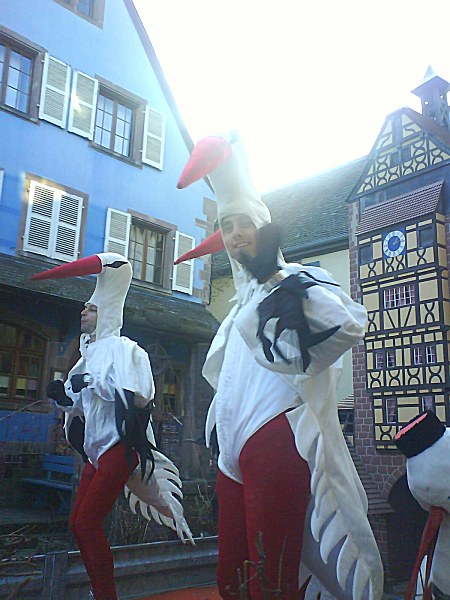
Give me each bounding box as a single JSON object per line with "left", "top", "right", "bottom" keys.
{"left": 411, "top": 66, "right": 450, "bottom": 129}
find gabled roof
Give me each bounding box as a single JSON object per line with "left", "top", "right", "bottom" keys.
{"left": 265, "top": 157, "right": 366, "bottom": 257}
{"left": 124, "top": 1, "right": 192, "bottom": 154}
{"left": 124, "top": 1, "right": 211, "bottom": 192}
{"left": 349, "top": 107, "right": 450, "bottom": 201}
{"left": 356, "top": 180, "right": 444, "bottom": 235}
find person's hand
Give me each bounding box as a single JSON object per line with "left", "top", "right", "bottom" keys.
{"left": 46, "top": 380, "right": 73, "bottom": 406}
{"left": 238, "top": 223, "right": 281, "bottom": 283}
{"left": 257, "top": 274, "right": 340, "bottom": 370}
{"left": 71, "top": 373, "right": 91, "bottom": 393}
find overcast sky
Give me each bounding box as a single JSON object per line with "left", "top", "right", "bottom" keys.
{"left": 134, "top": 0, "right": 450, "bottom": 192}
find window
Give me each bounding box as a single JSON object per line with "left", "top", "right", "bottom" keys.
{"left": 383, "top": 283, "right": 416, "bottom": 309}
{"left": 412, "top": 346, "right": 423, "bottom": 365}
{"left": 53, "top": 0, "right": 105, "bottom": 26}
{"left": 129, "top": 221, "right": 166, "bottom": 286}
{"left": 75, "top": 0, "right": 93, "bottom": 17}
{"left": 425, "top": 345, "right": 437, "bottom": 364}
{"left": 374, "top": 349, "right": 395, "bottom": 369}
{"left": 412, "top": 344, "right": 437, "bottom": 365}
{"left": 389, "top": 146, "right": 411, "bottom": 167}
{"left": 91, "top": 81, "right": 165, "bottom": 168}
{"left": 103, "top": 208, "right": 180, "bottom": 291}
{"left": 339, "top": 409, "right": 354, "bottom": 439}
{"left": 22, "top": 179, "right": 85, "bottom": 261}
{"left": 94, "top": 92, "right": 134, "bottom": 158}
{"left": 386, "top": 349, "right": 396, "bottom": 368}
{"left": 418, "top": 226, "right": 434, "bottom": 249}
{"left": 421, "top": 396, "right": 434, "bottom": 412}
{"left": 0, "top": 323, "right": 45, "bottom": 403}
{"left": 383, "top": 397, "right": 397, "bottom": 424}
{"left": 0, "top": 27, "right": 44, "bottom": 119}
{"left": 359, "top": 243, "right": 373, "bottom": 265}
{"left": 375, "top": 351, "right": 384, "bottom": 369}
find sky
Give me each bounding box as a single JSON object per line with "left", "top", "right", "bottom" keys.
{"left": 133, "top": 0, "right": 450, "bottom": 192}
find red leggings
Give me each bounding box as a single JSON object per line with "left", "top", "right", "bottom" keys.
{"left": 216, "top": 412, "right": 310, "bottom": 600}
{"left": 69, "top": 442, "right": 138, "bottom": 600}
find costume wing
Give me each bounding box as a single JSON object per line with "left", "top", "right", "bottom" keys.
{"left": 124, "top": 423, "right": 194, "bottom": 545}
{"left": 289, "top": 398, "right": 383, "bottom": 600}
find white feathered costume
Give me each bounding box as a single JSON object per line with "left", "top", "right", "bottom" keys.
{"left": 395, "top": 411, "right": 450, "bottom": 599}
{"left": 32, "top": 252, "right": 193, "bottom": 543}
{"left": 177, "top": 133, "right": 384, "bottom": 599}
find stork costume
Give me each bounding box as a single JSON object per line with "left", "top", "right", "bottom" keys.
{"left": 177, "top": 134, "right": 383, "bottom": 599}
{"left": 395, "top": 412, "right": 450, "bottom": 600}
{"left": 33, "top": 253, "right": 192, "bottom": 600}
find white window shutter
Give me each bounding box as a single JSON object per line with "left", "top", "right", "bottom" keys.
{"left": 39, "top": 54, "right": 71, "bottom": 127}
{"left": 23, "top": 181, "right": 56, "bottom": 256}
{"left": 68, "top": 71, "right": 98, "bottom": 139}
{"left": 142, "top": 106, "right": 166, "bottom": 169}
{"left": 172, "top": 231, "right": 194, "bottom": 294}
{"left": 53, "top": 192, "right": 83, "bottom": 261}
{"left": 104, "top": 208, "right": 131, "bottom": 255}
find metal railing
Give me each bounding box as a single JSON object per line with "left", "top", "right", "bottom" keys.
{"left": 1, "top": 536, "right": 218, "bottom": 599}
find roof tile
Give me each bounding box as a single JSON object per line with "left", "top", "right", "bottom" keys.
{"left": 356, "top": 180, "right": 444, "bottom": 235}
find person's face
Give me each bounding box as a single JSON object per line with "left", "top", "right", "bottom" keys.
{"left": 80, "top": 303, "right": 98, "bottom": 334}
{"left": 221, "top": 214, "right": 258, "bottom": 263}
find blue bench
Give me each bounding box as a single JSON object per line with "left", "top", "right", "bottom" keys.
{"left": 22, "top": 454, "right": 75, "bottom": 514}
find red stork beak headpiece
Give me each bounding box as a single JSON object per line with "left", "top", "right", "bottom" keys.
{"left": 175, "top": 132, "right": 273, "bottom": 277}
{"left": 32, "top": 252, "right": 132, "bottom": 340}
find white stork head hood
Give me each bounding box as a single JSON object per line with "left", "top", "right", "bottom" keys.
{"left": 32, "top": 252, "right": 132, "bottom": 347}
{"left": 395, "top": 410, "right": 450, "bottom": 512}
{"left": 395, "top": 411, "right": 450, "bottom": 596}
{"left": 177, "top": 132, "right": 283, "bottom": 290}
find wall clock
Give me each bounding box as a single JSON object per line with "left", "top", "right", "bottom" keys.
{"left": 383, "top": 230, "right": 406, "bottom": 257}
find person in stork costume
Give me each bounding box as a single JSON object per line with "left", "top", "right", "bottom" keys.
{"left": 32, "top": 253, "right": 193, "bottom": 600}
{"left": 395, "top": 411, "right": 450, "bottom": 600}
{"left": 176, "top": 132, "right": 384, "bottom": 600}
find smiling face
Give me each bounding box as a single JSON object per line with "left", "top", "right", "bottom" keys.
{"left": 221, "top": 214, "right": 258, "bottom": 263}
{"left": 80, "top": 303, "right": 98, "bottom": 335}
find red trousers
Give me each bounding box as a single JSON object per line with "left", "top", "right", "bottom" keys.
{"left": 69, "top": 442, "right": 138, "bottom": 600}
{"left": 216, "top": 412, "right": 310, "bottom": 600}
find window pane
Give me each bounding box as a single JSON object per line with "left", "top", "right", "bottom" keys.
{"left": 15, "top": 376, "right": 26, "bottom": 396}
{"left": 421, "top": 396, "right": 434, "bottom": 412}
{"left": 0, "top": 44, "right": 5, "bottom": 87}
{"left": 418, "top": 226, "right": 433, "bottom": 249}
{"left": 6, "top": 50, "right": 31, "bottom": 112}
{"left": 77, "top": 0, "right": 93, "bottom": 17}
{"left": 145, "top": 264, "right": 154, "bottom": 283}
{"left": 0, "top": 352, "right": 13, "bottom": 373}
{"left": 375, "top": 351, "right": 384, "bottom": 369}
{"left": 130, "top": 223, "right": 166, "bottom": 284}
{"left": 0, "top": 324, "right": 16, "bottom": 346}
{"left": 29, "top": 357, "right": 41, "bottom": 377}
{"left": 426, "top": 345, "right": 436, "bottom": 364}
{"left": 386, "top": 350, "right": 396, "bottom": 368}
{"left": 0, "top": 374, "right": 10, "bottom": 395}
{"left": 384, "top": 397, "right": 397, "bottom": 424}
{"left": 95, "top": 94, "right": 113, "bottom": 150}
{"left": 113, "top": 101, "right": 132, "bottom": 157}
{"left": 413, "top": 346, "right": 422, "bottom": 365}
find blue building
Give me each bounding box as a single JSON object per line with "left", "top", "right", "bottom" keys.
{"left": 0, "top": 0, "right": 218, "bottom": 481}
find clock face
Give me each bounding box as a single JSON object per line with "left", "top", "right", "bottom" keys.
{"left": 383, "top": 230, "right": 406, "bottom": 257}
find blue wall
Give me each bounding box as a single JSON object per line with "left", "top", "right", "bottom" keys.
{"left": 0, "top": 0, "right": 212, "bottom": 301}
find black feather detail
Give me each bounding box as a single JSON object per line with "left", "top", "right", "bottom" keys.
{"left": 106, "top": 260, "right": 128, "bottom": 269}
{"left": 115, "top": 389, "right": 157, "bottom": 481}
{"left": 257, "top": 274, "right": 341, "bottom": 371}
